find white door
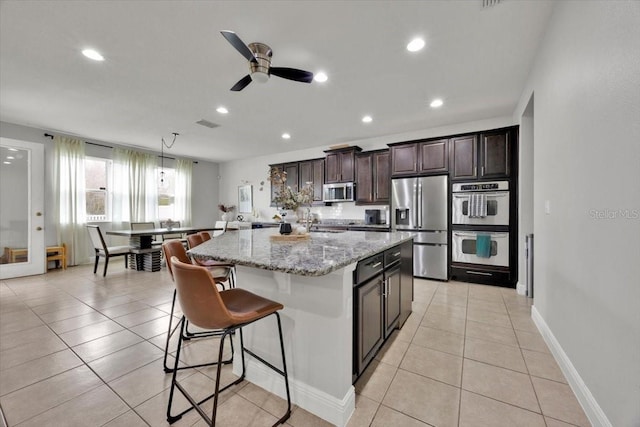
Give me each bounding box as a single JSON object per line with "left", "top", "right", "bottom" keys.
{"left": 0, "top": 137, "right": 45, "bottom": 279}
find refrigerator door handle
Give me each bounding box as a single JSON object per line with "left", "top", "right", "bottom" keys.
{"left": 414, "top": 183, "right": 419, "bottom": 226}
{"left": 417, "top": 181, "right": 422, "bottom": 228}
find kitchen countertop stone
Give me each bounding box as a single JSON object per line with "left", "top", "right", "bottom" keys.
{"left": 188, "top": 228, "right": 413, "bottom": 277}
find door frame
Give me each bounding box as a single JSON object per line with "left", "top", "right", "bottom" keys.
{"left": 0, "top": 137, "right": 45, "bottom": 279}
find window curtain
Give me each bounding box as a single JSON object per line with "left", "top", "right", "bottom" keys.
{"left": 174, "top": 158, "right": 192, "bottom": 226}
{"left": 112, "top": 148, "right": 158, "bottom": 228}
{"left": 54, "top": 136, "right": 89, "bottom": 265}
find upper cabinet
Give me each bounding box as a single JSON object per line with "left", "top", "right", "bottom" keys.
{"left": 449, "top": 129, "right": 513, "bottom": 181}
{"left": 390, "top": 139, "right": 449, "bottom": 177}
{"left": 355, "top": 150, "right": 390, "bottom": 205}
{"left": 449, "top": 135, "right": 477, "bottom": 180}
{"left": 324, "top": 146, "right": 362, "bottom": 183}
{"left": 298, "top": 158, "right": 325, "bottom": 204}
{"left": 479, "top": 130, "right": 511, "bottom": 179}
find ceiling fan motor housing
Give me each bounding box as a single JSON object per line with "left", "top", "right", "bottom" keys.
{"left": 248, "top": 42, "right": 272, "bottom": 83}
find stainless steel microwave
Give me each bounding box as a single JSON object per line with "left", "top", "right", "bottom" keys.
{"left": 323, "top": 182, "right": 355, "bottom": 202}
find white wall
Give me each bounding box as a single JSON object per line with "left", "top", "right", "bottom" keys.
{"left": 517, "top": 95, "right": 534, "bottom": 292}
{"left": 513, "top": 2, "right": 640, "bottom": 426}
{"left": 218, "top": 116, "right": 514, "bottom": 222}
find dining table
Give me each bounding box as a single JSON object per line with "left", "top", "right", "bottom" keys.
{"left": 105, "top": 226, "right": 222, "bottom": 272}
{"left": 106, "top": 226, "right": 221, "bottom": 249}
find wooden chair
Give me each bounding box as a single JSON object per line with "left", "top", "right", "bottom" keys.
{"left": 166, "top": 257, "right": 291, "bottom": 426}
{"left": 86, "top": 225, "right": 132, "bottom": 276}
{"left": 160, "top": 220, "right": 185, "bottom": 241}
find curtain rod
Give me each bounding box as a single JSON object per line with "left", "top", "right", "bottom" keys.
{"left": 43, "top": 133, "right": 198, "bottom": 164}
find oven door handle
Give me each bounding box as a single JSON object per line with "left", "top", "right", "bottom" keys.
{"left": 453, "top": 232, "right": 509, "bottom": 238}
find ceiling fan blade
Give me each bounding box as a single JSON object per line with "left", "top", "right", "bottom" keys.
{"left": 230, "top": 74, "right": 252, "bottom": 91}
{"left": 220, "top": 30, "right": 258, "bottom": 63}
{"left": 269, "top": 67, "right": 314, "bottom": 83}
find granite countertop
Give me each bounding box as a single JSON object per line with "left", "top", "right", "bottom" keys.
{"left": 188, "top": 228, "right": 413, "bottom": 277}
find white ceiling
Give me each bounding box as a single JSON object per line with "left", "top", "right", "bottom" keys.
{"left": 0, "top": 1, "right": 554, "bottom": 163}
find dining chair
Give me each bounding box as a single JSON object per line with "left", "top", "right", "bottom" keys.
{"left": 213, "top": 220, "right": 227, "bottom": 237}
{"left": 130, "top": 221, "right": 161, "bottom": 247}
{"left": 160, "top": 220, "right": 186, "bottom": 241}
{"left": 161, "top": 240, "right": 234, "bottom": 373}
{"left": 166, "top": 256, "right": 291, "bottom": 426}
{"left": 86, "top": 225, "right": 132, "bottom": 276}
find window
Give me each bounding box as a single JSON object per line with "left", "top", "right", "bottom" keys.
{"left": 85, "top": 157, "right": 111, "bottom": 221}
{"left": 158, "top": 167, "right": 175, "bottom": 220}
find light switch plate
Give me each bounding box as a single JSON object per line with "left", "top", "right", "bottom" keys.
{"left": 544, "top": 200, "right": 551, "bottom": 215}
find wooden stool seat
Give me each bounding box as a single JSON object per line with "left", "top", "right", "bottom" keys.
{"left": 46, "top": 244, "right": 67, "bottom": 270}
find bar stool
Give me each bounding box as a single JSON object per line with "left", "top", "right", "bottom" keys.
{"left": 167, "top": 257, "right": 292, "bottom": 426}
{"left": 161, "top": 240, "right": 234, "bottom": 373}
{"left": 186, "top": 233, "right": 236, "bottom": 289}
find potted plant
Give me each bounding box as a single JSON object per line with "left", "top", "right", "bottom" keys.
{"left": 218, "top": 203, "right": 236, "bottom": 221}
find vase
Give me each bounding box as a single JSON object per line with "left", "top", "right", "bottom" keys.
{"left": 282, "top": 210, "right": 298, "bottom": 223}
{"left": 221, "top": 212, "right": 233, "bottom": 222}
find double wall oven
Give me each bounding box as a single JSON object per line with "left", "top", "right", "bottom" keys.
{"left": 450, "top": 181, "right": 513, "bottom": 285}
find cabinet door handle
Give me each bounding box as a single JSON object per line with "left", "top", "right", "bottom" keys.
{"left": 481, "top": 166, "right": 484, "bottom": 176}
{"left": 393, "top": 252, "right": 401, "bottom": 257}
{"left": 474, "top": 166, "right": 477, "bottom": 176}
{"left": 371, "top": 262, "right": 382, "bottom": 269}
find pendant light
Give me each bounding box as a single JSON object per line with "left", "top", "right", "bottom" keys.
{"left": 160, "top": 132, "right": 178, "bottom": 190}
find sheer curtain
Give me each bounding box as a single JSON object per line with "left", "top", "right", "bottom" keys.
{"left": 112, "top": 148, "right": 158, "bottom": 228}
{"left": 54, "top": 136, "right": 89, "bottom": 265}
{"left": 174, "top": 158, "right": 192, "bottom": 226}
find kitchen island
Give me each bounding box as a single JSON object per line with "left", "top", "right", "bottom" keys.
{"left": 188, "top": 228, "right": 414, "bottom": 427}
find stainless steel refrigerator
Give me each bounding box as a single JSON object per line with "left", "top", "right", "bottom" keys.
{"left": 391, "top": 176, "right": 448, "bottom": 280}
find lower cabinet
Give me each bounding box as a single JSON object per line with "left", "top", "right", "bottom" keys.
{"left": 354, "top": 276, "right": 384, "bottom": 377}
{"left": 353, "top": 240, "right": 413, "bottom": 379}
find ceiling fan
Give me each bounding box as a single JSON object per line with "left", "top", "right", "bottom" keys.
{"left": 221, "top": 30, "right": 314, "bottom": 91}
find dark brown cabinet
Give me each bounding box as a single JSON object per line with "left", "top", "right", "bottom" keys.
{"left": 450, "top": 130, "right": 512, "bottom": 180}
{"left": 269, "top": 162, "right": 299, "bottom": 206}
{"left": 480, "top": 130, "right": 511, "bottom": 178}
{"left": 298, "top": 158, "right": 325, "bottom": 204}
{"left": 355, "top": 275, "right": 384, "bottom": 376}
{"left": 390, "top": 139, "right": 449, "bottom": 177}
{"left": 419, "top": 139, "right": 449, "bottom": 173}
{"left": 354, "top": 241, "right": 413, "bottom": 378}
{"left": 355, "top": 150, "right": 390, "bottom": 205}
{"left": 390, "top": 144, "right": 418, "bottom": 176}
{"left": 324, "top": 147, "right": 361, "bottom": 183}
{"left": 450, "top": 135, "right": 477, "bottom": 180}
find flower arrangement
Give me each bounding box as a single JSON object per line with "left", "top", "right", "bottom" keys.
{"left": 268, "top": 166, "right": 314, "bottom": 211}
{"left": 217, "top": 203, "right": 236, "bottom": 213}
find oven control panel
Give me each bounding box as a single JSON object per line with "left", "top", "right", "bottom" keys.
{"left": 452, "top": 181, "right": 509, "bottom": 192}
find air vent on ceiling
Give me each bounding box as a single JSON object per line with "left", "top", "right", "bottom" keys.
{"left": 196, "top": 119, "right": 220, "bottom": 129}
{"left": 483, "top": 0, "right": 501, "bottom": 7}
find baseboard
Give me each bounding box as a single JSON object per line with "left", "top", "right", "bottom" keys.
{"left": 516, "top": 281, "right": 527, "bottom": 296}
{"left": 240, "top": 358, "right": 355, "bottom": 427}
{"left": 531, "top": 306, "right": 612, "bottom": 427}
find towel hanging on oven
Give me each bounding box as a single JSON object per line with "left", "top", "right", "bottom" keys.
{"left": 469, "top": 193, "right": 487, "bottom": 218}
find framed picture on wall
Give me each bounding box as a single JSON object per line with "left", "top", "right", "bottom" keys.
{"left": 238, "top": 185, "right": 253, "bottom": 213}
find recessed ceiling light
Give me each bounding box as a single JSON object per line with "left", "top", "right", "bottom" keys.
{"left": 407, "top": 38, "right": 425, "bottom": 52}
{"left": 82, "top": 49, "right": 104, "bottom": 61}
{"left": 430, "top": 98, "right": 444, "bottom": 108}
{"left": 282, "top": 133, "right": 291, "bottom": 140}
{"left": 8, "top": 148, "right": 18, "bottom": 151}
{"left": 3, "top": 161, "right": 10, "bottom": 165}
{"left": 216, "top": 106, "right": 228, "bottom": 114}
{"left": 6, "top": 156, "right": 14, "bottom": 160}
{"left": 362, "top": 115, "right": 373, "bottom": 123}
{"left": 314, "top": 72, "right": 328, "bottom": 83}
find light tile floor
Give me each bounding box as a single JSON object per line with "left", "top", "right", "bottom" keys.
{"left": 0, "top": 263, "right": 590, "bottom": 427}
